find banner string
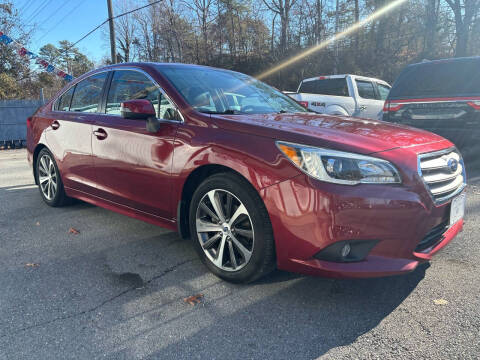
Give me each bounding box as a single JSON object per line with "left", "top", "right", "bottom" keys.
{"left": 0, "top": 31, "right": 74, "bottom": 82}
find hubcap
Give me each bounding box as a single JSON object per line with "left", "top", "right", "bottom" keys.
{"left": 196, "top": 189, "right": 254, "bottom": 272}
{"left": 38, "top": 154, "right": 57, "bottom": 200}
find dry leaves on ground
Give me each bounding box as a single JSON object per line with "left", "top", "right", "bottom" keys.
{"left": 25, "top": 263, "right": 39, "bottom": 268}
{"left": 68, "top": 227, "right": 80, "bottom": 235}
{"left": 184, "top": 294, "right": 204, "bottom": 305}
{"left": 433, "top": 299, "right": 449, "bottom": 305}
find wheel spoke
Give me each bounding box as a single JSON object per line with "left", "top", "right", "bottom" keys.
{"left": 233, "top": 228, "right": 253, "bottom": 238}
{"left": 199, "top": 202, "right": 220, "bottom": 222}
{"left": 230, "top": 234, "right": 252, "bottom": 263}
{"left": 207, "top": 190, "right": 225, "bottom": 222}
{"left": 40, "top": 181, "right": 48, "bottom": 193}
{"left": 39, "top": 176, "right": 49, "bottom": 184}
{"left": 228, "top": 240, "right": 237, "bottom": 269}
{"left": 47, "top": 180, "right": 51, "bottom": 199}
{"left": 48, "top": 158, "right": 54, "bottom": 174}
{"left": 202, "top": 232, "right": 222, "bottom": 249}
{"left": 228, "top": 203, "right": 247, "bottom": 227}
{"left": 213, "top": 234, "right": 227, "bottom": 267}
{"left": 51, "top": 179, "right": 57, "bottom": 191}
{"left": 196, "top": 219, "right": 222, "bottom": 233}
{"left": 40, "top": 157, "right": 48, "bottom": 174}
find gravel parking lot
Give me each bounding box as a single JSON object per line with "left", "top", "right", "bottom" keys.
{"left": 1, "top": 149, "right": 479, "bottom": 359}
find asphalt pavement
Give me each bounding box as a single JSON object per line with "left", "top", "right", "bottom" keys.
{"left": 0, "top": 149, "right": 479, "bottom": 359}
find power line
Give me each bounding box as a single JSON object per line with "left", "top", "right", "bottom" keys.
{"left": 39, "top": 0, "right": 71, "bottom": 25}
{"left": 62, "top": 0, "right": 164, "bottom": 54}
{"left": 24, "top": 0, "right": 50, "bottom": 24}
{"left": 36, "top": 1, "right": 83, "bottom": 45}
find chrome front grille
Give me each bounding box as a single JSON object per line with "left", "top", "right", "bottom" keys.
{"left": 418, "top": 148, "right": 466, "bottom": 204}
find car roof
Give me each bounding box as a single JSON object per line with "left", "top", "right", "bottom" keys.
{"left": 408, "top": 56, "right": 480, "bottom": 68}
{"left": 301, "top": 74, "right": 389, "bottom": 85}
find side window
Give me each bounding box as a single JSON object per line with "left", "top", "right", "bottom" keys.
{"left": 106, "top": 70, "right": 160, "bottom": 116}
{"left": 70, "top": 72, "right": 108, "bottom": 112}
{"left": 356, "top": 80, "right": 376, "bottom": 99}
{"left": 299, "top": 78, "right": 348, "bottom": 97}
{"left": 56, "top": 86, "right": 75, "bottom": 111}
{"left": 377, "top": 83, "right": 391, "bottom": 100}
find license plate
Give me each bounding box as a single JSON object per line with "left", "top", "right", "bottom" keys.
{"left": 450, "top": 194, "right": 465, "bottom": 226}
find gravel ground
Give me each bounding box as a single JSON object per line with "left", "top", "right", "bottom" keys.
{"left": 0, "top": 149, "right": 479, "bottom": 359}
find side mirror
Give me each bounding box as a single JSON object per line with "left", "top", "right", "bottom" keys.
{"left": 121, "top": 99, "right": 156, "bottom": 120}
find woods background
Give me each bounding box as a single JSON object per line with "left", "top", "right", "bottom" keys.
{"left": 1, "top": 0, "right": 479, "bottom": 100}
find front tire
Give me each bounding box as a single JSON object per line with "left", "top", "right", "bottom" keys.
{"left": 36, "top": 148, "right": 70, "bottom": 207}
{"left": 189, "top": 173, "right": 276, "bottom": 283}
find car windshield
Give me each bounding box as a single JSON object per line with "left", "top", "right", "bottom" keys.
{"left": 158, "top": 66, "right": 309, "bottom": 114}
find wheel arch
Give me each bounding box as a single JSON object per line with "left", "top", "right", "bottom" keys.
{"left": 176, "top": 164, "right": 261, "bottom": 240}
{"left": 326, "top": 104, "right": 350, "bottom": 116}
{"left": 32, "top": 143, "right": 48, "bottom": 185}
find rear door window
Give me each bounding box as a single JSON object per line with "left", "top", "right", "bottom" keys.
{"left": 356, "top": 80, "right": 377, "bottom": 99}
{"left": 70, "top": 72, "right": 108, "bottom": 113}
{"left": 299, "top": 78, "right": 349, "bottom": 96}
{"left": 377, "top": 83, "right": 390, "bottom": 100}
{"left": 389, "top": 58, "right": 480, "bottom": 99}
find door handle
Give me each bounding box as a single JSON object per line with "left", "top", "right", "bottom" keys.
{"left": 93, "top": 128, "right": 108, "bottom": 140}
{"left": 51, "top": 120, "right": 60, "bottom": 130}
{"left": 359, "top": 105, "right": 367, "bottom": 111}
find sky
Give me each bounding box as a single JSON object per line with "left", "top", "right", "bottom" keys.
{"left": 13, "top": 0, "right": 111, "bottom": 63}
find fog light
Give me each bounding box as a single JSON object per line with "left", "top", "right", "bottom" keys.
{"left": 341, "top": 243, "right": 351, "bottom": 258}
{"left": 314, "top": 240, "right": 379, "bottom": 263}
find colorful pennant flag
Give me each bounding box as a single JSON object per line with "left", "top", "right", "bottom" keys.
{"left": 0, "top": 31, "right": 74, "bottom": 82}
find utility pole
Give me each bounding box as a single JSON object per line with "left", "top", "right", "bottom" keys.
{"left": 107, "top": 0, "right": 117, "bottom": 64}
{"left": 333, "top": 0, "right": 339, "bottom": 74}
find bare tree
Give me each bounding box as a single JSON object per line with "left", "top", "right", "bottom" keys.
{"left": 445, "top": 0, "right": 480, "bottom": 56}
{"left": 262, "top": 0, "right": 298, "bottom": 52}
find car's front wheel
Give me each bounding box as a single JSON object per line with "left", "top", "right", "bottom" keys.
{"left": 36, "top": 148, "right": 70, "bottom": 207}
{"left": 189, "top": 173, "right": 276, "bottom": 283}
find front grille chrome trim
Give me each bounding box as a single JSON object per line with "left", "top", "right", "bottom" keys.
{"left": 418, "top": 147, "right": 467, "bottom": 205}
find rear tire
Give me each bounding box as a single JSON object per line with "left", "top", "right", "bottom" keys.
{"left": 189, "top": 172, "right": 276, "bottom": 283}
{"left": 36, "top": 148, "right": 70, "bottom": 207}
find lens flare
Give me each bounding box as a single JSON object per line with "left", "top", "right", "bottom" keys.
{"left": 256, "top": 0, "right": 408, "bottom": 80}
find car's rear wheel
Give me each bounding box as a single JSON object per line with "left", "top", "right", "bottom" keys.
{"left": 189, "top": 173, "right": 276, "bottom": 283}
{"left": 36, "top": 148, "right": 70, "bottom": 207}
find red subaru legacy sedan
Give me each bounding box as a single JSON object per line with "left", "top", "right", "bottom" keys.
{"left": 27, "top": 63, "right": 466, "bottom": 283}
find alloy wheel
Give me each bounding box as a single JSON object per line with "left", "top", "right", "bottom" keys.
{"left": 38, "top": 154, "right": 57, "bottom": 201}
{"left": 195, "top": 189, "right": 254, "bottom": 272}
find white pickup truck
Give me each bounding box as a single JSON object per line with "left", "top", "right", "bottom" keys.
{"left": 287, "top": 74, "right": 391, "bottom": 120}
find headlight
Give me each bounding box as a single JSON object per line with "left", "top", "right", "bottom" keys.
{"left": 276, "top": 141, "right": 401, "bottom": 185}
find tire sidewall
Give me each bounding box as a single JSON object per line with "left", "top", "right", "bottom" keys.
{"left": 36, "top": 149, "right": 65, "bottom": 207}
{"left": 189, "top": 173, "right": 273, "bottom": 283}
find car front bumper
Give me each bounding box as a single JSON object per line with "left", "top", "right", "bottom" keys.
{"left": 260, "top": 174, "right": 464, "bottom": 278}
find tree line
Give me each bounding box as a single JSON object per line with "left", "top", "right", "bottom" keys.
{"left": 1, "top": 0, "right": 479, "bottom": 99}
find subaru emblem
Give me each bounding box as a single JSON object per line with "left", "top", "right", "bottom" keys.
{"left": 447, "top": 158, "right": 458, "bottom": 173}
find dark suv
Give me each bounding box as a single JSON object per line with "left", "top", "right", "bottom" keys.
{"left": 383, "top": 57, "right": 480, "bottom": 162}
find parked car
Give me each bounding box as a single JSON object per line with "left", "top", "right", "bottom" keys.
{"left": 27, "top": 63, "right": 465, "bottom": 283}
{"left": 288, "top": 74, "right": 391, "bottom": 120}
{"left": 383, "top": 56, "right": 480, "bottom": 162}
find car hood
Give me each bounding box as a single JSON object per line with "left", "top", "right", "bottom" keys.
{"left": 211, "top": 112, "right": 448, "bottom": 154}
